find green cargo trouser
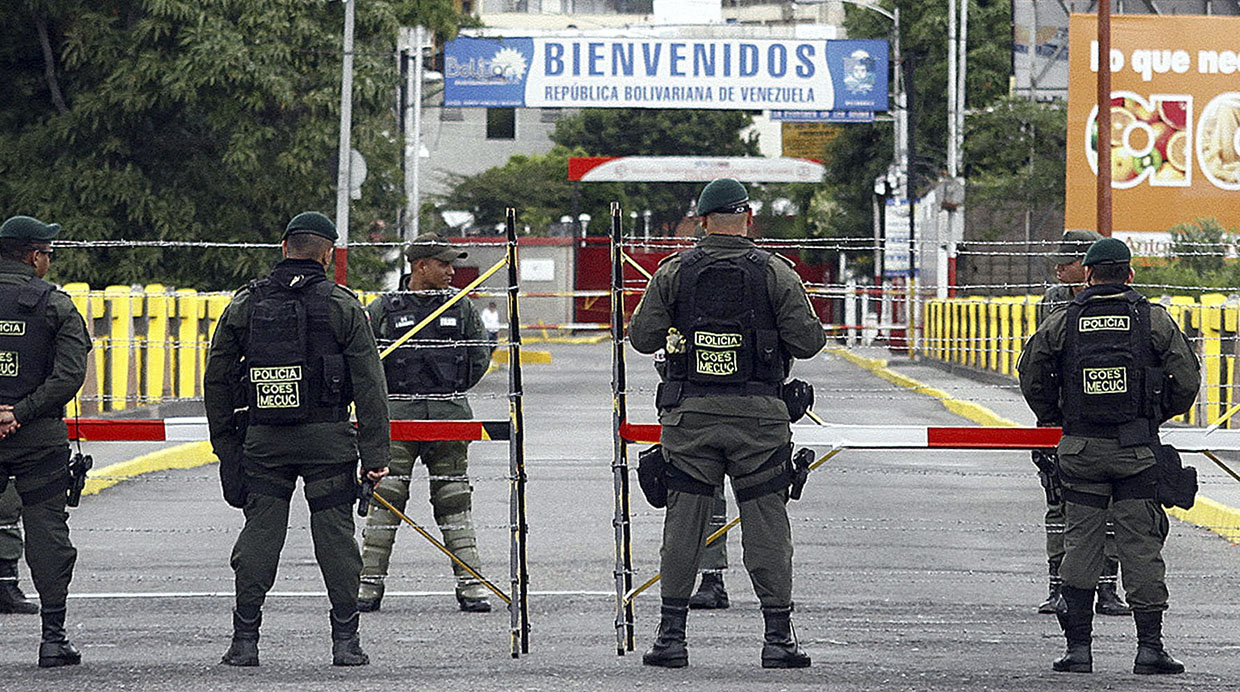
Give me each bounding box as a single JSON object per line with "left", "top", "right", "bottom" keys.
{"left": 1046, "top": 500, "right": 1118, "bottom": 565}
{"left": 1057, "top": 436, "right": 1168, "bottom": 612}
{"left": 660, "top": 413, "right": 792, "bottom": 608}
{"left": 699, "top": 489, "right": 728, "bottom": 573}
{"left": 359, "top": 440, "right": 485, "bottom": 599}
{"left": 231, "top": 457, "right": 361, "bottom": 614}
{"left": 0, "top": 482, "right": 22, "bottom": 562}
{"left": 0, "top": 445, "right": 76, "bottom": 608}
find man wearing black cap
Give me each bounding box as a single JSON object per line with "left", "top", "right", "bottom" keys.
{"left": 1032, "top": 229, "right": 1130, "bottom": 618}
{"left": 205, "top": 211, "right": 390, "bottom": 667}
{"left": 357, "top": 232, "right": 494, "bottom": 614}
{"left": 628, "top": 179, "right": 826, "bottom": 669}
{"left": 0, "top": 215, "right": 91, "bottom": 667}
{"left": 1019, "top": 237, "right": 1200, "bottom": 675}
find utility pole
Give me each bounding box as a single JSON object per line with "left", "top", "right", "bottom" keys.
{"left": 334, "top": 0, "right": 356, "bottom": 285}
{"left": 403, "top": 25, "right": 427, "bottom": 244}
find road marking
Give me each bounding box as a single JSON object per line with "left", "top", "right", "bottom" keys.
{"left": 63, "top": 590, "right": 615, "bottom": 600}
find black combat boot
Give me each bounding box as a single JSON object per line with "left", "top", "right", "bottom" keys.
{"left": 761, "top": 605, "right": 811, "bottom": 669}
{"left": 220, "top": 607, "right": 261, "bottom": 666}
{"left": 356, "top": 580, "right": 383, "bottom": 613}
{"left": 330, "top": 609, "right": 370, "bottom": 666}
{"left": 0, "top": 560, "right": 39, "bottom": 615}
{"left": 37, "top": 606, "right": 81, "bottom": 668}
{"left": 219, "top": 610, "right": 260, "bottom": 669}
{"left": 688, "top": 572, "right": 729, "bottom": 610}
{"left": 642, "top": 603, "right": 688, "bottom": 668}
{"left": 1095, "top": 560, "right": 1131, "bottom": 616}
{"left": 1132, "top": 610, "right": 1185, "bottom": 675}
{"left": 1038, "top": 559, "right": 1065, "bottom": 615}
{"left": 1052, "top": 585, "right": 1093, "bottom": 673}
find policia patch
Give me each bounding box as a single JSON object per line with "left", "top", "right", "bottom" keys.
{"left": 251, "top": 365, "right": 302, "bottom": 409}
{"left": 693, "top": 331, "right": 742, "bottom": 377}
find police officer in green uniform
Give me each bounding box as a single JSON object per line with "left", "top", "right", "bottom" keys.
{"left": 357, "top": 233, "right": 493, "bottom": 613}
{"left": 1033, "top": 229, "right": 1130, "bottom": 618}
{"left": 0, "top": 484, "right": 40, "bottom": 614}
{"left": 0, "top": 215, "right": 90, "bottom": 667}
{"left": 1019, "top": 237, "right": 1199, "bottom": 675}
{"left": 628, "top": 179, "right": 826, "bottom": 668}
{"left": 205, "top": 212, "right": 390, "bottom": 667}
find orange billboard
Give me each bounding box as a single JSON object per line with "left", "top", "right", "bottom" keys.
{"left": 1065, "top": 14, "right": 1240, "bottom": 234}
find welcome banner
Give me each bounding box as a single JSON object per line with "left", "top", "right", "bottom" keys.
{"left": 443, "top": 36, "right": 888, "bottom": 112}
{"left": 1065, "top": 14, "right": 1240, "bottom": 234}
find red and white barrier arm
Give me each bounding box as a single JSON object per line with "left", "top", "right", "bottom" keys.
{"left": 67, "top": 418, "right": 511, "bottom": 443}
{"left": 619, "top": 421, "right": 1240, "bottom": 453}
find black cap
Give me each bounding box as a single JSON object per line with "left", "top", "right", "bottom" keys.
{"left": 1051, "top": 229, "right": 1103, "bottom": 264}
{"left": 283, "top": 212, "right": 338, "bottom": 241}
{"left": 0, "top": 216, "right": 61, "bottom": 242}
{"left": 1082, "top": 237, "right": 1132, "bottom": 266}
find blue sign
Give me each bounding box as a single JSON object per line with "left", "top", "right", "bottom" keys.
{"left": 770, "top": 110, "right": 876, "bottom": 123}
{"left": 444, "top": 36, "right": 889, "bottom": 111}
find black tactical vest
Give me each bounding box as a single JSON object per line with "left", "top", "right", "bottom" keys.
{"left": 243, "top": 270, "right": 351, "bottom": 425}
{"left": 1060, "top": 284, "right": 1158, "bottom": 440}
{"left": 379, "top": 293, "right": 471, "bottom": 395}
{"left": 0, "top": 276, "right": 55, "bottom": 406}
{"left": 665, "top": 247, "right": 787, "bottom": 396}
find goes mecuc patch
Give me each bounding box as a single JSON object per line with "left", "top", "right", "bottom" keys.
{"left": 251, "top": 365, "right": 302, "bottom": 409}
{"left": 693, "top": 331, "right": 742, "bottom": 377}
{"left": 1083, "top": 366, "right": 1127, "bottom": 395}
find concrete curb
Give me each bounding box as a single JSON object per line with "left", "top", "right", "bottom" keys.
{"left": 829, "top": 346, "right": 1240, "bottom": 546}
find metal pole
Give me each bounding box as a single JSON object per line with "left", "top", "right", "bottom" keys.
{"left": 410, "top": 25, "right": 425, "bottom": 243}
{"left": 610, "top": 203, "right": 635, "bottom": 655}
{"left": 1097, "top": 0, "right": 1113, "bottom": 237}
{"left": 333, "top": 0, "right": 355, "bottom": 285}
{"left": 947, "top": 0, "right": 958, "bottom": 181}
{"left": 505, "top": 208, "right": 530, "bottom": 656}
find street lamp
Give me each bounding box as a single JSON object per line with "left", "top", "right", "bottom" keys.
{"left": 578, "top": 213, "right": 591, "bottom": 244}
{"left": 643, "top": 210, "right": 652, "bottom": 239}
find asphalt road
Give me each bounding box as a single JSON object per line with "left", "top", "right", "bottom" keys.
{"left": 1, "top": 342, "right": 1237, "bottom": 691}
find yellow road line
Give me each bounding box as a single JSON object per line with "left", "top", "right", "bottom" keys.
{"left": 82, "top": 441, "right": 217, "bottom": 497}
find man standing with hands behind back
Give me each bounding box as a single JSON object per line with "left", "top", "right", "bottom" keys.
{"left": 205, "top": 212, "right": 389, "bottom": 667}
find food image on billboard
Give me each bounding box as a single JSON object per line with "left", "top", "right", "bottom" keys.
{"left": 1086, "top": 93, "right": 1191, "bottom": 188}
{"left": 1065, "top": 14, "right": 1240, "bottom": 234}
{"left": 1197, "top": 92, "right": 1240, "bottom": 190}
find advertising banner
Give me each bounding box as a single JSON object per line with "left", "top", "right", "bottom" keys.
{"left": 444, "top": 36, "right": 888, "bottom": 112}
{"left": 770, "top": 109, "right": 875, "bottom": 123}
{"left": 1065, "top": 14, "right": 1240, "bottom": 234}
{"left": 567, "top": 156, "right": 825, "bottom": 183}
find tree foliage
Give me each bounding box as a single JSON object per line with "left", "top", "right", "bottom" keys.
{"left": 1135, "top": 218, "right": 1240, "bottom": 297}
{"left": 0, "top": 0, "right": 465, "bottom": 291}
{"left": 820, "top": 1, "right": 1012, "bottom": 252}
{"left": 441, "top": 109, "right": 759, "bottom": 235}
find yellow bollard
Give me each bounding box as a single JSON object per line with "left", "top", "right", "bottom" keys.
{"left": 104, "top": 286, "right": 132, "bottom": 412}
{"left": 203, "top": 294, "right": 231, "bottom": 390}
{"left": 144, "top": 285, "right": 169, "bottom": 405}
{"left": 62, "top": 283, "right": 92, "bottom": 416}
{"left": 1200, "top": 294, "right": 1225, "bottom": 426}
{"left": 175, "top": 289, "right": 203, "bottom": 400}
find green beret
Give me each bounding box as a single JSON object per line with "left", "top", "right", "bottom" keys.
{"left": 283, "top": 211, "right": 338, "bottom": 241}
{"left": 1083, "top": 237, "right": 1132, "bottom": 266}
{"left": 405, "top": 232, "right": 467, "bottom": 263}
{"left": 696, "top": 178, "right": 749, "bottom": 216}
{"left": 0, "top": 215, "right": 61, "bottom": 241}
{"left": 1051, "top": 229, "right": 1103, "bottom": 264}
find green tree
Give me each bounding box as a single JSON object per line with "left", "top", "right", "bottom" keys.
{"left": 963, "top": 96, "right": 1066, "bottom": 240}
{"left": 820, "top": 0, "right": 1011, "bottom": 272}
{"left": 0, "top": 0, "right": 464, "bottom": 291}
{"left": 1135, "top": 218, "right": 1240, "bottom": 297}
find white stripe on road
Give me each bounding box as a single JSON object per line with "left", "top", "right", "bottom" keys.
{"left": 65, "top": 590, "right": 615, "bottom": 600}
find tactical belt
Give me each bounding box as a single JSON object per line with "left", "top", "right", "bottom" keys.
{"left": 253, "top": 407, "right": 350, "bottom": 425}
{"left": 1063, "top": 418, "right": 1156, "bottom": 447}
{"left": 734, "top": 444, "right": 793, "bottom": 503}
{"left": 306, "top": 464, "right": 359, "bottom": 512}
{"left": 664, "top": 465, "right": 717, "bottom": 497}
{"left": 17, "top": 473, "right": 71, "bottom": 506}
{"left": 1061, "top": 467, "right": 1157, "bottom": 508}
{"left": 680, "top": 381, "right": 782, "bottom": 398}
